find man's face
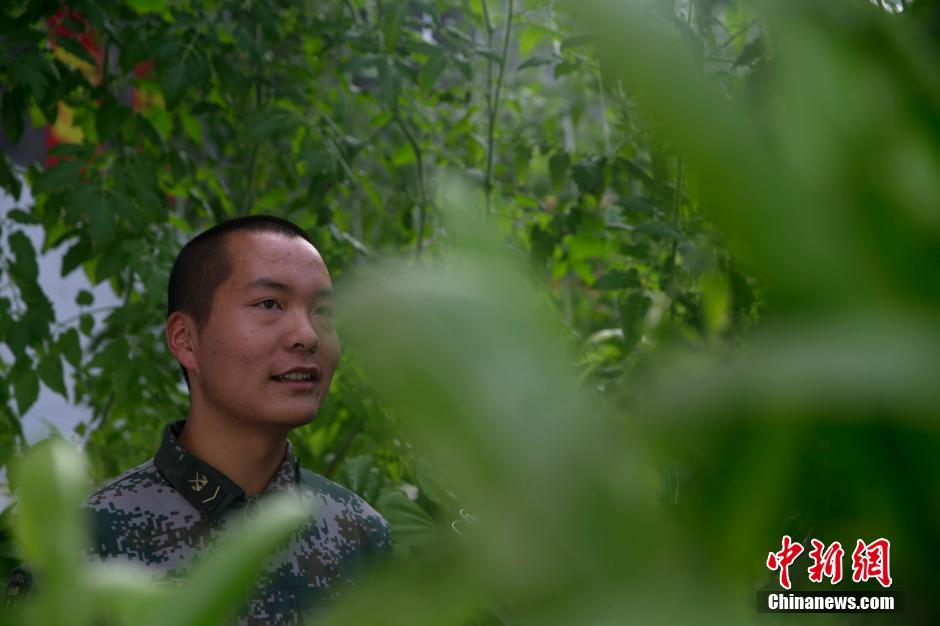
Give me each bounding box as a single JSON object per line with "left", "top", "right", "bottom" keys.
{"left": 187, "top": 230, "right": 340, "bottom": 430}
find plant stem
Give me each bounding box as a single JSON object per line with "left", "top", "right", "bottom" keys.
{"left": 483, "top": 0, "right": 514, "bottom": 219}
{"left": 395, "top": 115, "right": 427, "bottom": 255}
{"left": 242, "top": 28, "right": 263, "bottom": 216}
{"left": 668, "top": 157, "right": 683, "bottom": 320}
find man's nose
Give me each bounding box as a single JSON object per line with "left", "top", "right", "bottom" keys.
{"left": 290, "top": 311, "right": 320, "bottom": 353}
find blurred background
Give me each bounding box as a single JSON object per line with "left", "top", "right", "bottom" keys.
{"left": 1, "top": 0, "right": 938, "bottom": 624}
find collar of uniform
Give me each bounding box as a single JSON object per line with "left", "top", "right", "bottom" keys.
{"left": 153, "top": 420, "right": 299, "bottom": 519}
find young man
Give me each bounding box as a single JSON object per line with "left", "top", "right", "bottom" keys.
{"left": 79, "top": 216, "right": 389, "bottom": 622}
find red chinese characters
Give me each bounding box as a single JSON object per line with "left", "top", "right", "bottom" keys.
{"left": 767, "top": 536, "right": 892, "bottom": 589}
{"left": 851, "top": 538, "right": 893, "bottom": 588}
{"left": 807, "top": 539, "right": 844, "bottom": 584}
{"left": 766, "top": 535, "right": 805, "bottom": 590}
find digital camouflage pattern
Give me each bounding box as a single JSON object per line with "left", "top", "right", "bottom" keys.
{"left": 83, "top": 421, "right": 391, "bottom": 625}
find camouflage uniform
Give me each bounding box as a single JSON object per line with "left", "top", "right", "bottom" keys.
{"left": 83, "top": 420, "right": 390, "bottom": 625}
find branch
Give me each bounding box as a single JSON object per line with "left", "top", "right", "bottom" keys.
{"left": 323, "top": 421, "right": 364, "bottom": 479}
{"left": 54, "top": 305, "right": 121, "bottom": 328}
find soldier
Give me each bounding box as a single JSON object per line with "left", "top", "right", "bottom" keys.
{"left": 8, "top": 216, "right": 391, "bottom": 624}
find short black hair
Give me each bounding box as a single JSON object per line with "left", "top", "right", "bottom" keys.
{"left": 167, "top": 215, "right": 314, "bottom": 386}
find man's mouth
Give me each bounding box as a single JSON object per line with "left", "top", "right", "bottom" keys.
{"left": 271, "top": 367, "right": 320, "bottom": 384}
{"left": 272, "top": 373, "right": 316, "bottom": 381}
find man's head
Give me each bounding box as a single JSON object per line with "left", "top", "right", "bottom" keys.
{"left": 166, "top": 216, "right": 340, "bottom": 430}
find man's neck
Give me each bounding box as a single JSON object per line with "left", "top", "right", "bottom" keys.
{"left": 178, "top": 413, "right": 290, "bottom": 497}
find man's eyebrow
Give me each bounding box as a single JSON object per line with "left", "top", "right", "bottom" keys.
{"left": 246, "top": 278, "right": 334, "bottom": 299}
{"left": 247, "top": 277, "right": 292, "bottom": 292}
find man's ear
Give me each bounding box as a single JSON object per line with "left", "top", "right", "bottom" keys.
{"left": 166, "top": 311, "right": 199, "bottom": 374}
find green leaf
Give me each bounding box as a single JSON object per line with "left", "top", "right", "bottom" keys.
{"left": 11, "top": 439, "right": 92, "bottom": 624}
{"left": 75, "top": 289, "right": 94, "bottom": 306}
{"left": 620, "top": 292, "right": 651, "bottom": 352}
{"left": 419, "top": 52, "right": 447, "bottom": 90}
{"left": 59, "top": 328, "right": 82, "bottom": 368}
{"left": 2, "top": 87, "right": 27, "bottom": 145}
{"left": 618, "top": 196, "right": 658, "bottom": 214}
{"left": 79, "top": 314, "right": 94, "bottom": 337}
{"left": 244, "top": 107, "right": 294, "bottom": 142}
{"left": 94, "top": 245, "right": 125, "bottom": 283}
{"left": 61, "top": 237, "right": 92, "bottom": 276}
{"left": 701, "top": 271, "right": 730, "bottom": 335}
{"left": 734, "top": 38, "right": 764, "bottom": 68}
{"left": 89, "top": 195, "right": 116, "bottom": 245}
{"left": 593, "top": 269, "right": 640, "bottom": 290}
{"left": 376, "top": 490, "right": 439, "bottom": 549}
{"left": 39, "top": 353, "right": 67, "bottom": 398}
{"left": 9, "top": 231, "right": 39, "bottom": 282}
{"left": 127, "top": 0, "right": 166, "bottom": 15}
{"left": 63, "top": 183, "right": 96, "bottom": 224}
{"left": 572, "top": 156, "right": 606, "bottom": 195}
{"left": 636, "top": 221, "right": 682, "bottom": 240}
{"left": 6, "top": 319, "right": 28, "bottom": 357}
{"left": 553, "top": 59, "right": 578, "bottom": 78}
{"left": 0, "top": 153, "right": 22, "bottom": 202}
{"left": 517, "top": 54, "right": 556, "bottom": 71}
{"left": 162, "top": 62, "right": 188, "bottom": 108}
{"left": 379, "top": 57, "right": 401, "bottom": 108}
{"left": 730, "top": 269, "right": 755, "bottom": 314}
{"left": 96, "top": 98, "right": 128, "bottom": 142}
{"left": 8, "top": 208, "right": 39, "bottom": 224}
{"left": 560, "top": 33, "right": 596, "bottom": 51}
{"left": 339, "top": 454, "right": 382, "bottom": 501}
{"left": 11, "top": 53, "right": 48, "bottom": 101}
{"left": 180, "top": 107, "right": 203, "bottom": 143}
{"left": 383, "top": 1, "right": 407, "bottom": 51}
{"left": 549, "top": 152, "right": 570, "bottom": 190}
{"left": 32, "top": 161, "right": 80, "bottom": 194}
{"left": 12, "top": 366, "right": 40, "bottom": 415}
{"left": 414, "top": 459, "right": 449, "bottom": 507}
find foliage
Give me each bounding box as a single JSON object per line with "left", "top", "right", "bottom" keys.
{"left": 0, "top": 0, "right": 759, "bottom": 562}
{"left": 5, "top": 437, "right": 309, "bottom": 626}
{"left": 1, "top": 0, "right": 939, "bottom": 624}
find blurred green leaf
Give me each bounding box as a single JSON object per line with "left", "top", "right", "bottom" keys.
{"left": 620, "top": 292, "right": 651, "bottom": 351}
{"left": 517, "top": 54, "right": 556, "bottom": 71}
{"left": 593, "top": 268, "right": 639, "bottom": 290}
{"left": 376, "top": 490, "right": 438, "bottom": 549}
{"left": 12, "top": 439, "right": 93, "bottom": 625}
{"left": 141, "top": 495, "right": 308, "bottom": 626}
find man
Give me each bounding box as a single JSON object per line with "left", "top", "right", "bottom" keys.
{"left": 12, "top": 216, "right": 390, "bottom": 623}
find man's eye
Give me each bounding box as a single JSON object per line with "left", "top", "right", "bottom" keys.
{"left": 315, "top": 306, "right": 333, "bottom": 318}
{"left": 257, "top": 299, "right": 281, "bottom": 310}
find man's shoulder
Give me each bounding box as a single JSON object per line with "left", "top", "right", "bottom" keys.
{"left": 297, "top": 468, "right": 390, "bottom": 548}
{"left": 297, "top": 467, "right": 385, "bottom": 520}
{"left": 84, "top": 458, "right": 172, "bottom": 510}
{"left": 83, "top": 457, "right": 198, "bottom": 533}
